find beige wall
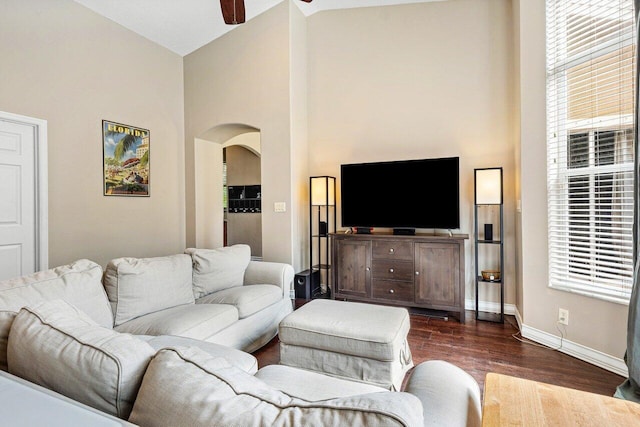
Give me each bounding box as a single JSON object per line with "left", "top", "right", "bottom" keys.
{"left": 512, "top": 0, "right": 524, "bottom": 323}
{"left": 184, "top": 1, "right": 295, "bottom": 266}
{"left": 516, "top": 1, "right": 628, "bottom": 366}
{"left": 306, "top": 0, "right": 517, "bottom": 308}
{"left": 0, "top": 0, "right": 185, "bottom": 268}
{"left": 194, "top": 138, "right": 224, "bottom": 249}
{"left": 290, "top": 3, "right": 311, "bottom": 271}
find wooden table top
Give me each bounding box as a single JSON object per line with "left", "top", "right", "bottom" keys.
{"left": 482, "top": 372, "right": 640, "bottom": 426}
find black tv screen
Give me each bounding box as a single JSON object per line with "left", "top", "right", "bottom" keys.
{"left": 340, "top": 157, "right": 460, "bottom": 230}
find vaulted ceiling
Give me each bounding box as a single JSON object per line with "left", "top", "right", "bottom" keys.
{"left": 72, "top": 0, "right": 446, "bottom": 56}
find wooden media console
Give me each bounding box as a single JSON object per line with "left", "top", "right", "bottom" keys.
{"left": 331, "top": 232, "right": 468, "bottom": 322}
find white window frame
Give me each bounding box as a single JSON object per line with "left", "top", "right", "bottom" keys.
{"left": 546, "top": 0, "right": 636, "bottom": 304}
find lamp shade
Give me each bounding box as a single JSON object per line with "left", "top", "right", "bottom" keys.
{"left": 310, "top": 176, "right": 335, "bottom": 206}
{"left": 474, "top": 168, "right": 503, "bottom": 205}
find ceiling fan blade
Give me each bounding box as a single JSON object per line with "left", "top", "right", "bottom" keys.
{"left": 299, "top": 0, "right": 313, "bottom": 2}
{"left": 220, "top": 0, "right": 246, "bottom": 25}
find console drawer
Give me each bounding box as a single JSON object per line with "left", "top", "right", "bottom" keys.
{"left": 371, "top": 260, "right": 414, "bottom": 281}
{"left": 372, "top": 280, "right": 414, "bottom": 303}
{"left": 372, "top": 240, "right": 413, "bottom": 261}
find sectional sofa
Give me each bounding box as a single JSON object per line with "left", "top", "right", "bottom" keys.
{"left": 0, "top": 243, "right": 293, "bottom": 374}
{"left": 0, "top": 244, "right": 482, "bottom": 426}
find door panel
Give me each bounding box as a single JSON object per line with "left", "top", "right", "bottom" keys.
{"left": 334, "top": 238, "right": 371, "bottom": 298}
{"left": 0, "top": 120, "right": 36, "bottom": 280}
{"left": 414, "top": 242, "right": 460, "bottom": 307}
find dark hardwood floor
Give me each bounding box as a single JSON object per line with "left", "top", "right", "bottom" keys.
{"left": 253, "top": 307, "right": 625, "bottom": 398}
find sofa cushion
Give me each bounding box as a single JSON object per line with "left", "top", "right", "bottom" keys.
{"left": 129, "top": 347, "right": 424, "bottom": 427}
{"left": 114, "top": 304, "right": 238, "bottom": 340}
{"left": 103, "top": 254, "right": 195, "bottom": 326}
{"left": 7, "top": 299, "right": 155, "bottom": 419}
{"left": 140, "top": 335, "right": 258, "bottom": 374}
{"left": 195, "top": 284, "right": 282, "bottom": 318}
{"left": 255, "top": 364, "right": 388, "bottom": 401}
{"left": 0, "top": 259, "right": 113, "bottom": 371}
{"left": 186, "top": 245, "right": 251, "bottom": 298}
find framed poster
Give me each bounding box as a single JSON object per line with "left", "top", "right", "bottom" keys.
{"left": 102, "top": 120, "right": 150, "bottom": 196}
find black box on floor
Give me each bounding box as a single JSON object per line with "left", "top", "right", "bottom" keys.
{"left": 294, "top": 269, "right": 321, "bottom": 299}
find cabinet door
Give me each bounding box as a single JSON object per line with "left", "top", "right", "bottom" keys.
{"left": 414, "top": 242, "right": 460, "bottom": 308}
{"left": 334, "top": 238, "right": 371, "bottom": 299}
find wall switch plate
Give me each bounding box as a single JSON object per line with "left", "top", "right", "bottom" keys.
{"left": 558, "top": 308, "right": 569, "bottom": 325}
{"left": 274, "top": 202, "right": 286, "bottom": 212}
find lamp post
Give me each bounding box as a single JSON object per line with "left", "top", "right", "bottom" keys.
{"left": 310, "top": 176, "right": 336, "bottom": 298}
{"left": 474, "top": 167, "right": 504, "bottom": 322}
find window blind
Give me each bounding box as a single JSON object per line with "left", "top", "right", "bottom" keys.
{"left": 546, "top": 0, "right": 636, "bottom": 304}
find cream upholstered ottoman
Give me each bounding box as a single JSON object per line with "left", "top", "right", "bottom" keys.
{"left": 278, "top": 299, "right": 413, "bottom": 391}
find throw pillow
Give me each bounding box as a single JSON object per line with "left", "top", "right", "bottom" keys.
{"left": 0, "top": 259, "right": 113, "bottom": 371}
{"left": 186, "top": 244, "right": 251, "bottom": 298}
{"left": 103, "top": 254, "right": 195, "bottom": 326}
{"left": 7, "top": 299, "right": 155, "bottom": 419}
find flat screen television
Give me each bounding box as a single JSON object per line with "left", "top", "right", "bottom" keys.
{"left": 340, "top": 156, "right": 460, "bottom": 232}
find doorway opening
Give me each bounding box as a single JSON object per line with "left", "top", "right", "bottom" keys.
{"left": 0, "top": 111, "right": 48, "bottom": 280}
{"left": 194, "top": 124, "right": 261, "bottom": 258}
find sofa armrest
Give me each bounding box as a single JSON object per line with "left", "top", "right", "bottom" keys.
{"left": 244, "top": 261, "right": 294, "bottom": 298}
{"left": 0, "top": 370, "right": 137, "bottom": 426}
{"left": 404, "top": 360, "right": 482, "bottom": 427}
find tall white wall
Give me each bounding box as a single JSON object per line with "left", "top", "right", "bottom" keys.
{"left": 516, "top": 0, "right": 628, "bottom": 369}
{"left": 184, "top": 2, "right": 294, "bottom": 265}
{"left": 0, "top": 0, "right": 185, "bottom": 267}
{"left": 306, "top": 0, "right": 517, "bottom": 309}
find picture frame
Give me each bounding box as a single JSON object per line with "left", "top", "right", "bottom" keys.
{"left": 102, "top": 120, "right": 150, "bottom": 197}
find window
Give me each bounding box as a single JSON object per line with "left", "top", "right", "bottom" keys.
{"left": 546, "top": 0, "right": 636, "bottom": 303}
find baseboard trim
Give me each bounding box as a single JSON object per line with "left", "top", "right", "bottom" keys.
{"left": 466, "top": 301, "right": 627, "bottom": 378}
{"left": 465, "top": 299, "right": 517, "bottom": 316}
{"left": 520, "top": 323, "right": 628, "bottom": 378}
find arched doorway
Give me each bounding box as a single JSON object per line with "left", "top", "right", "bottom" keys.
{"left": 223, "top": 134, "right": 261, "bottom": 258}
{"left": 194, "top": 124, "right": 261, "bottom": 257}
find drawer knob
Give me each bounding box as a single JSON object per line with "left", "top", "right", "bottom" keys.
{"left": 389, "top": 289, "right": 395, "bottom": 294}
{"left": 389, "top": 248, "right": 395, "bottom": 253}
{"left": 389, "top": 268, "right": 394, "bottom": 273}
{"left": 415, "top": 271, "right": 419, "bottom": 275}
{"left": 366, "top": 267, "right": 371, "bottom": 271}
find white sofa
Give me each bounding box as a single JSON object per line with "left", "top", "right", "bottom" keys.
{"left": 0, "top": 244, "right": 293, "bottom": 372}
{"left": 4, "top": 298, "right": 481, "bottom": 426}
{"left": 0, "top": 245, "right": 482, "bottom": 426}
{"left": 103, "top": 244, "right": 294, "bottom": 352}
{"left": 130, "top": 347, "right": 483, "bottom": 427}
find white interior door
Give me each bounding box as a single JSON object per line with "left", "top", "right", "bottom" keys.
{"left": 0, "top": 113, "right": 47, "bottom": 280}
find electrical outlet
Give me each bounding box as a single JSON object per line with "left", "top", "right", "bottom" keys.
{"left": 558, "top": 308, "right": 569, "bottom": 325}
